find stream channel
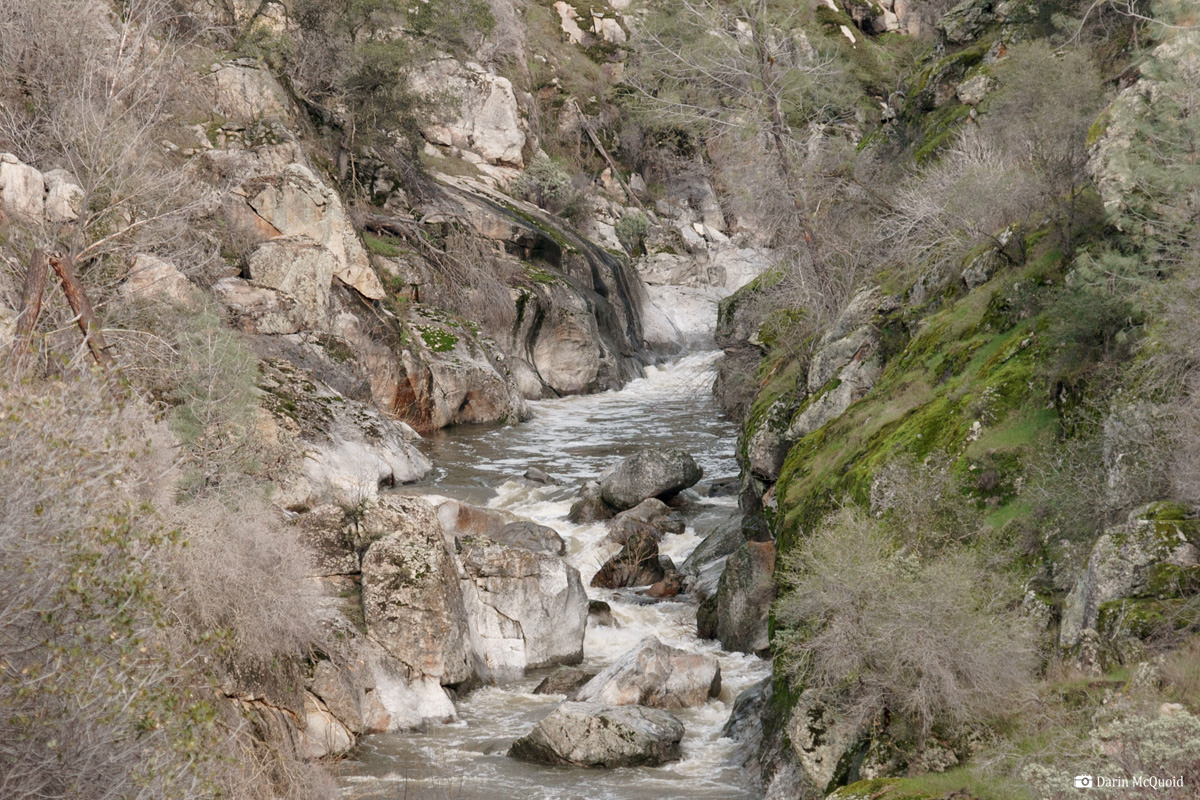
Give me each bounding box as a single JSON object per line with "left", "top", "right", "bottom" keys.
{"left": 337, "top": 352, "right": 770, "bottom": 800}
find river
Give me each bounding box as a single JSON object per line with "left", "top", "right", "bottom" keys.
{"left": 337, "top": 352, "right": 770, "bottom": 800}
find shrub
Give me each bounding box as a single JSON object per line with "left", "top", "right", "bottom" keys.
{"left": 615, "top": 210, "right": 650, "bottom": 255}
{"left": 166, "top": 491, "right": 322, "bottom": 681}
{"left": 513, "top": 154, "right": 580, "bottom": 216}
{"left": 774, "top": 508, "right": 1037, "bottom": 739}
{"left": 0, "top": 374, "right": 217, "bottom": 799}
{"left": 169, "top": 309, "right": 263, "bottom": 495}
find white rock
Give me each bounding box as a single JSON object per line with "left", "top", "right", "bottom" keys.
{"left": 679, "top": 223, "right": 706, "bottom": 254}
{"left": 595, "top": 16, "right": 626, "bottom": 44}
{"left": 300, "top": 692, "right": 354, "bottom": 759}
{"left": 206, "top": 64, "right": 290, "bottom": 122}
{"left": 212, "top": 277, "right": 302, "bottom": 335}
{"left": 246, "top": 164, "right": 384, "bottom": 300}
{"left": 412, "top": 60, "right": 526, "bottom": 167}
{"left": 247, "top": 236, "right": 338, "bottom": 327}
{"left": 43, "top": 169, "right": 84, "bottom": 223}
{"left": 643, "top": 284, "right": 729, "bottom": 351}
{"left": 0, "top": 154, "right": 45, "bottom": 222}
{"left": 553, "top": 1, "right": 587, "bottom": 44}
{"left": 708, "top": 246, "right": 776, "bottom": 292}
{"left": 122, "top": 254, "right": 194, "bottom": 305}
{"left": 459, "top": 541, "right": 588, "bottom": 681}
{"left": 573, "top": 636, "right": 720, "bottom": 709}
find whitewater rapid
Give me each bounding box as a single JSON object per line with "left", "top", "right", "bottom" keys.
{"left": 338, "top": 353, "right": 770, "bottom": 800}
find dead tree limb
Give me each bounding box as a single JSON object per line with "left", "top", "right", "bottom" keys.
{"left": 10, "top": 249, "right": 48, "bottom": 365}
{"left": 47, "top": 253, "right": 114, "bottom": 369}
{"left": 568, "top": 98, "right": 648, "bottom": 214}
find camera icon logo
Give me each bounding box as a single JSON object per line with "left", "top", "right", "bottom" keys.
{"left": 1074, "top": 775, "right": 1094, "bottom": 789}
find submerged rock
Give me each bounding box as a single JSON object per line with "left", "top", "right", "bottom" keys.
{"left": 588, "top": 599, "right": 615, "bottom": 626}
{"left": 573, "top": 637, "right": 720, "bottom": 710}
{"left": 599, "top": 447, "right": 703, "bottom": 510}
{"left": 508, "top": 702, "right": 685, "bottom": 768}
{"left": 533, "top": 666, "right": 596, "bottom": 696}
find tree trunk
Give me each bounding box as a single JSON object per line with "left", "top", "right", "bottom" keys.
{"left": 10, "top": 249, "right": 49, "bottom": 365}
{"left": 47, "top": 254, "right": 114, "bottom": 369}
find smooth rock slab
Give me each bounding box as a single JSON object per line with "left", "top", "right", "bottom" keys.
{"left": 508, "top": 702, "right": 685, "bottom": 768}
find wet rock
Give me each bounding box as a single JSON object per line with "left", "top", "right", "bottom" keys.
{"left": 604, "top": 516, "right": 663, "bottom": 547}
{"left": 533, "top": 666, "right": 596, "bottom": 696}
{"left": 696, "top": 593, "right": 719, "bottom": 639}
{"left": 608, "top": 498, "right": 685, "bottom": 541}
{"left": 459, "top": 540, "right": 588, "bottom": 680}
{"left": 524, "top": 466, "right": 558, "bottom": 485}
{"left": 646, "top": 571, "right": 685, "bottom": 598}
{"left": 574, "top": 637, "right": 720, "bottom": 710}
{"left": 708, "top": 476, "right": 740, "bottom": 497}
{"left": 568, "top": 481, "right": 616, "bottom": 523}
{"left": 508, "top": 702, "right": 685, "bottom": 768}
{"left": 716, "top": 541, "right": 776, "bottom": 656}
{"left": 599, "top": 448, "right": 703, "bottom": 511}
{"left": 591, "top": 530, "right": 666, "bottom": 589}
{"left": 588, "top": 599, "right": 615, "bottom": 626}
{"left": 360, "top": 497, "right": 474, "bottom": 687}
{"left": 724, "top": 678, "right": 770, "bottom": 743}
{"left": 682, "top": 518, "right": 745, "bottom": 577}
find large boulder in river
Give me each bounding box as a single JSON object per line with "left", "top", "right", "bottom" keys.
{"left": 573, "top": 637, "right": 720, "bottom": 710}
{"left": 508, "top": 702, "right": 685, "bottom": 768}
{"left": 599, "top": 448, "right": 703, "bottom": 511}
{"left": 591, "top": 530, "right": 665, "bottom": 589}
{"left": 360, "top": 497, "right": 474, "bottom": 687}
{"left": 459, "top": 540, "right": 588, "bottom": 680}
{"left": 716, "top": 541, "right": 776, "bottom": 656}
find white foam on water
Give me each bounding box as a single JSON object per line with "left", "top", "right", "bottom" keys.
{"left": 341, "top": 354, "right": 769, "bottom": 799}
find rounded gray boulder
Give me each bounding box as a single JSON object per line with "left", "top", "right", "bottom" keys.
{"left": 599, "top": 448, "right": 703, "bottom": 511}
{"left": 508, "top": 702, "right": 685, "bottom": 767}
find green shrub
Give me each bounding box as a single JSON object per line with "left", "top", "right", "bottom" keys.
{"left": 513, "top": 154, "right": 580, "bottom": 216}
{"left": 615, "top": 210, "right": 650, "bottom": 255}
